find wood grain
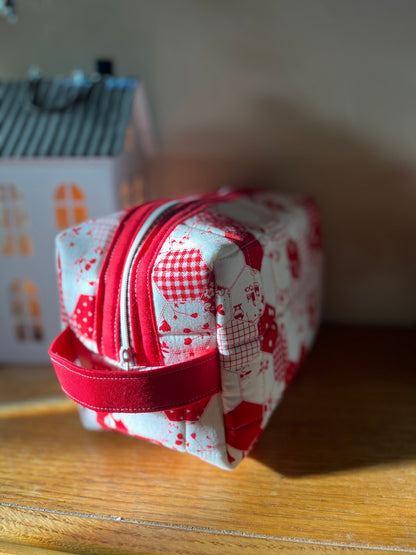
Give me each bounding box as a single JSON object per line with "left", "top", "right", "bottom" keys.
{"left": 0, "top": 506, "right": 409, "bottom": 555}
{"left": 1, "top": 326, "right": 415, "bottom": 554}
{"left": 0, "top": 539, "right": 78, "bottom": 554}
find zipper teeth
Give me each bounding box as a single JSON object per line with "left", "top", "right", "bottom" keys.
{"left": 119, "top": 200, "right": 179, "bottom": 369}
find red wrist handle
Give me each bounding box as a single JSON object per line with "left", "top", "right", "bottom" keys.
{"left": 49, "top": 327, "right": 221, "bottom": 413}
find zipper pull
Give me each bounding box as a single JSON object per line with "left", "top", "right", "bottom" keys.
{"left": 120, "top": 347, "right": 133, "bottom": 371}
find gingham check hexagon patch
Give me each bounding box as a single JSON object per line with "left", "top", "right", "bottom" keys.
{"left": 153, "top": 248, "right": 211, "bottom": 303}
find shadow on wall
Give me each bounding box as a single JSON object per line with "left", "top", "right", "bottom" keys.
{"left": 150, "top": 98, "right": 416, "bottom": 326}
{"left": 250, "top": 325, "right": 416, "bottom": 477}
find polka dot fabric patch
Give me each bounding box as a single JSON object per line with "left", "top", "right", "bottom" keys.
{"left": 70, "top": 295, "right": 95, "bottom": 341}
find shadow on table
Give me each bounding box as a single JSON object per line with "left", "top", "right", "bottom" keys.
{"left": 250, "top": 325, "right": 416, "bottom": 477}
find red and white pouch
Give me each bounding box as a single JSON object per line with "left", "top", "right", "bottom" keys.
{"left": 49, "top": 189, "right": 323, "bottom": 469}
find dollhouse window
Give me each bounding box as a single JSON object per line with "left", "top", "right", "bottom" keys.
{"left": 10, "top": 279, "right": 43, "bottom": 341}
{"left": 0, "top": 184, "right": 33, "bottom": 256}
{"left": 120, "top": 176, "right": 144, "bottom": 209}
{"left": 54, "top": 183, "right": 88, "bottom": 230}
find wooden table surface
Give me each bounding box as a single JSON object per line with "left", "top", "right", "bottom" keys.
{"left": 1, "top": 326, "right": 415, "bottom": 555}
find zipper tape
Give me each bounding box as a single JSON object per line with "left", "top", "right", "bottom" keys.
{"left": 95, "top": 200, "right": 167, "bottom": 361}
{"left": 119, "top": 200, "right": 179, "bottom": 368}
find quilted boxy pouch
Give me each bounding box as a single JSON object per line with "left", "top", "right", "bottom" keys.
{"left": 49, "top": 189, "right": 323, "bottom": 469}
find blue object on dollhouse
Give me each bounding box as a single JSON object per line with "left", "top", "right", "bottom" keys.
{"left": 0, "top": 73, "right": 155, "bottom": 363}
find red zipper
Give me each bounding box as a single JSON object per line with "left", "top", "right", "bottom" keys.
{"left": 95, "top": 200, "right": 167, "bottom": 362}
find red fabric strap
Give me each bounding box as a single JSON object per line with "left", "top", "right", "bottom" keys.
{"left": 49, "top": 327, "right": 221, "bottom": 413}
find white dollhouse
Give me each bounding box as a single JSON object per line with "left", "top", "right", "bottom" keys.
{"left": 0, "top": 76, "right": 154, "bottom": 363}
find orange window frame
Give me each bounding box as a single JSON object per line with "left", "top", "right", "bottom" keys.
{"left": 0, "top": 184, "right": 33, "bottom": 256}
{"left": 54, "top": 183, "right": 88, "bottom": 230}
{"left": 10, "top": 279, "right": 43, "bottom": 342}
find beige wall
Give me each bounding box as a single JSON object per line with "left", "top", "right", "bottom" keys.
{"left": 1, "top": 0, "right": 415, "bottom": 325}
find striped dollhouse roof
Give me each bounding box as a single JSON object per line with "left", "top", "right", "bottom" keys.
{"left": 0, "top": 77, "right": 137, "bottom": 158}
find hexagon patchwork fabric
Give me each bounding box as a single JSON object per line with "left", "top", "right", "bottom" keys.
{"left": 50, "top": 190, "right": 323, "bottom": 469}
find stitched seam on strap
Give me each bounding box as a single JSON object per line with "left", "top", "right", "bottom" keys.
{"left": 54, "top": 353, "right": 218, "bottom": 380}
{"left": 60, "top": 385, "right": 220, "bottom": 413}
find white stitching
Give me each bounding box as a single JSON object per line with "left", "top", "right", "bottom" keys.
{"left": 113, "top": 275, "right": 123, "bottom": 358}
{"left": 61, "top": 385, "right": 220, "bottom": 413}
{"left": 54, "top": 353, "right": 218, "bottom": 380}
